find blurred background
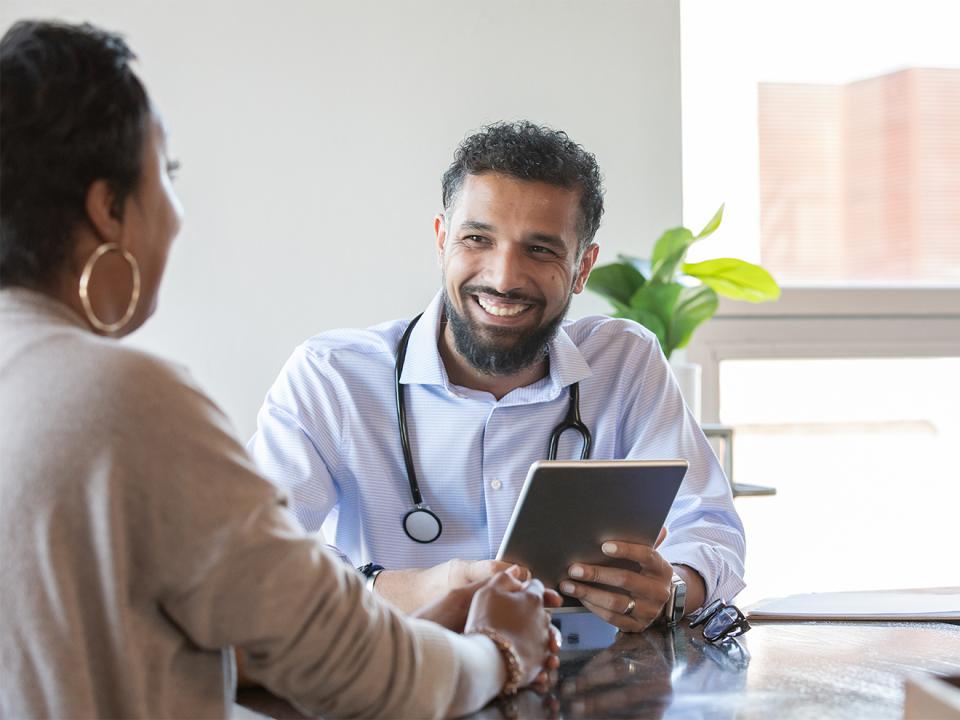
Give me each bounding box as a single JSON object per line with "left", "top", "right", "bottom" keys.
{"left": 1, "top": 0, "right": 684, "bottom": 438}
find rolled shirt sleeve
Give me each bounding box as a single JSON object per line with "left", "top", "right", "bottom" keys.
{"left": 620, "top": 337, "right": 746, "bottom": 606}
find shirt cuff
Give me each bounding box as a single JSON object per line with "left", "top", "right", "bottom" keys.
{"left": 660, "top": 540, "right": 746, "bottom": 610}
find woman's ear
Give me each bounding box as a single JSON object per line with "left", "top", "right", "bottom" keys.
{"left": 83, "top": 179, "right": 124, "bottom": 243}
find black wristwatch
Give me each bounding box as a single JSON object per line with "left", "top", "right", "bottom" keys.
{"left": 665, "top": 573, "right": 687, "bottom": 626}
{"left": 357, "top": 563, "right": 385, "bottom": 591}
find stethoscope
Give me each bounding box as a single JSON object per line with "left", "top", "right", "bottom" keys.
{"left": 395, "top": 313, "right": 593, "bottom": 543}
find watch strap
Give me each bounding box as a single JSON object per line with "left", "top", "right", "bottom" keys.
{"left": 357, "top": 563, "right": 385, "bottom": 592}
{"left": 666, "top": 572, "right": 687, "bottom": 627}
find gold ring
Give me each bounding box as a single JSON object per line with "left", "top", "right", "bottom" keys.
{"left": 623, "top": 598, "right": 636, "bottom": 616}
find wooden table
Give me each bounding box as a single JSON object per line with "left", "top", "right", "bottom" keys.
{"left": 237, "top": 620, "right": 960, "bottom": 719}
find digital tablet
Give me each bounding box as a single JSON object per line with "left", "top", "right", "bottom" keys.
{"left": 496, "top": 460, "right": 687, "bottom": 610}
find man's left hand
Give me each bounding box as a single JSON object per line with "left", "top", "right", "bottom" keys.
{"left": 558, "top": 540, "right": 673, "bottom": 632}
{"left": 411, "top": 580, "right": 484, "bottom": 633}
{"left": 413, "top": 567, "right": 564, "bottom": 633}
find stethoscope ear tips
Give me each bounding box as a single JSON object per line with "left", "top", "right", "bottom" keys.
{"left": 403, "top": 505, "right": 443, "bottom": 544}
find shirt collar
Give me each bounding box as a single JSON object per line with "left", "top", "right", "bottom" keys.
{"left": 546, "top": 320, "right": 593, "bottom": 392}
{"left": 398, "top": 291, "right": 449, "bottom": 387}
{"left": 399, "top": 290, "right": 593, "bottom": 399}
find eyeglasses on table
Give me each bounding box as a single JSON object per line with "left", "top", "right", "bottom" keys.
{"left": 688, "top": 599, "right": 751, "bottom": 643}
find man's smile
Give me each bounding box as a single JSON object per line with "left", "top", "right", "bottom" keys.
{"left": 472, "top": 292, "right": 535, "bottom": 319}
{"left": 463, "top": 290, "right": 544, "bottom": 328}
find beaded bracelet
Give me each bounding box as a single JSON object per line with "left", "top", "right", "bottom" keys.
{"left": 471, "top": 627, "right": 522, "bottom": 698}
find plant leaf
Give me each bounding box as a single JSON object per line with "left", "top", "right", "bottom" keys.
{"left": 695, "top": 204, "right": 724, "bottom": 240}
{"left": 650, "top": 227, "right": 695, "bottom": 284}
{"left": 608, "top": 298, "right": 632, "bottom": 316}
{"left": 629, "top": 282, "right": 683, "bottom": 327}
{"left": 682, "top": 258, "right": 781, "bottom": 302}
{"left": 669, "top": 285, "right": 719, "bottom": 352}
{"left": 616, "top": 254, "right": 652, "bottom": 277}
{"left": 586, "top": 262, "right": 646, "bottom": 306}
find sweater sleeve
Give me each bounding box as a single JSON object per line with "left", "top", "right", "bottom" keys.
{"left": 111, "top": 352, "right": 492, "bottom": 718}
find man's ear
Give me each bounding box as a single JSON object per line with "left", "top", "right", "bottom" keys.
{"left": 572, "top": 243, "right": 600, "bottom": 294}
{"left": 83, "top": 179, "right": 124, "bottom": 243}
{"left": 434, "top": 214, "right": 446, "bottom": 266}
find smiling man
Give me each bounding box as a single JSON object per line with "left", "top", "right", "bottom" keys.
{"left": 438, "top": 169, "right": 594, "bottom": 398}
{"left": 248, "top": 122, "right": 746, "bottom": 631}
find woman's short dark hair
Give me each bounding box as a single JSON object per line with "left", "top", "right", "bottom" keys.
{"left": 441, "top": 121, "right": 605, "bottom": 252}
{"left": 0, "top": 20, "right": 150, "bottom": 289}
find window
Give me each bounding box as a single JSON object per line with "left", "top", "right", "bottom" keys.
{"left": 687, "top": 291, "right": 960, "bottom": 604}
{"left": 721, "top": 356, "right": 960, "bottom": 602}
{"left": 681, "top": 0, "right": 960, "bottom": 603}
{"left": 680, "top": 0, "right": 960, "bottom": 286}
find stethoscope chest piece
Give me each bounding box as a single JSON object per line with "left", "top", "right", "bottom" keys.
{"left": 403, "top": 505, "right": 443, "bottom": 544}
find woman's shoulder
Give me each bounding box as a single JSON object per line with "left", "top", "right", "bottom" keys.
{"left": 72, "top": 334, "right": 225, "bottom": 433}
{"left": 81, "top": 336, "right": 193, "bottom": 395}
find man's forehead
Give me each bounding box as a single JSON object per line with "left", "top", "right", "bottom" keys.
{"left": 450, "top": 172, "right": 582, "bottom": 227}
{"left": 460, "top": 171, "right": 580, "bottom": 197}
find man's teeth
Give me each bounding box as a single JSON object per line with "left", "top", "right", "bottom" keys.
{"left": 477, "top": 297, "right": 528, "bottom": 317}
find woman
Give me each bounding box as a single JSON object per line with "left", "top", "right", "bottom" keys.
{"left": 0, "top": 20, "right": 558, "bottom": 719}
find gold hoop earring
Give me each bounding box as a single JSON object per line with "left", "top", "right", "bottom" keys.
{"left": 78, "top": 243, "right": 141, "bottom": 334}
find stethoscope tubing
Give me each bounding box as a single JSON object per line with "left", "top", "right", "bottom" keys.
{"left": 395, "top": 313, "right": 426, "bottom": 506}
{"left": 395, "top": 313, "right": 592, "bottom": 543}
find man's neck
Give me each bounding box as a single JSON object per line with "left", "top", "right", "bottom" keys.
{"left": 437, "top": 322, "right": 548, "bottom": 400}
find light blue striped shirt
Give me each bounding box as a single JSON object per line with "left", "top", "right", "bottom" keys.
{"left": 248, "top": 291, "right": 746, "bottom": 604}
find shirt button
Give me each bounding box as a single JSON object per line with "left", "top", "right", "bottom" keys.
{"left": 490, "top": 479, "right": 502, "bottom": 490}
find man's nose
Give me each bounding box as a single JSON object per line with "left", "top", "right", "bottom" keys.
{"left": 484, "top": 244, "right": 526, "bottom": 293}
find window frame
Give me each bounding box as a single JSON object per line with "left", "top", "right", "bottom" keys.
{"left": 685, "top": 287, "right": 960, "bottom": 423}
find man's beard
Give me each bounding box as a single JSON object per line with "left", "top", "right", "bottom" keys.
{"left": 442, "top": 286, "right": 571, "bottom": 376}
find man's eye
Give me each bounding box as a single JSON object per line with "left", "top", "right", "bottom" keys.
{"left": 464, "top": 235, "right": 489, "bottom": 244}
{"left": 530, "top": 245, "right": 557, "bottom": 256}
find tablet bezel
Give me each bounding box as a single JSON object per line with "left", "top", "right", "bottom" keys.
{"left": 495, "top": 459, "right": 688, "bottom": 608}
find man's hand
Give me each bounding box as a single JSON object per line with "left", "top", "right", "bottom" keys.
{"left": 411, "top": 580, "right": 483, "bottom": 632}
{"left": 555, "top": 527, "right": 705, "bottom": 633}
{"left": 559, "top": 540, "right": 673, "bottom": 632}
{"left": 443, "top": 558, "right": 531, "bottom": 588}
{"left": 375, "top": 559, "right": 532, "bottom": 613}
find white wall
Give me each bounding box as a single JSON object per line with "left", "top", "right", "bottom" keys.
{"left": 1, "top": 1, "right": 682, "bottom": 437}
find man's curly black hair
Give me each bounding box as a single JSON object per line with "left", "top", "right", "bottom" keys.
{"left": 441, "top": 121, "right": 605, "bottom": 252}
{"left": 0, "top": 20, "right": 150, "bottom": 289}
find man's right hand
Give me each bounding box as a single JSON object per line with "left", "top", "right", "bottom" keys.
{"left": 374, "top": 558, "right": 531, "bottom": 613}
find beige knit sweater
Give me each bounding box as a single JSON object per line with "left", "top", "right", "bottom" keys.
{"left": 0, "top": 288, "right": 500, "bottom": 719}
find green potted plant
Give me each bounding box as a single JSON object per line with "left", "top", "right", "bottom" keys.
{"left": 586, "top": 204, "right": 781, "bottom": 360}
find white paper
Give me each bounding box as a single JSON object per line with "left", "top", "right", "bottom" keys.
{"left": 745, "top": 587, "right": 960, "bottom": 621}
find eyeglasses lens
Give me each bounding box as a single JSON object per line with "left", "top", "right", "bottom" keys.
{"left": 690, "top": 599, "right": 723, "bottom": 627}
{"left": 704, "top": 605, "right": 740, "bottom": 641}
